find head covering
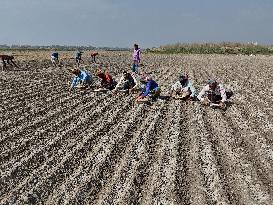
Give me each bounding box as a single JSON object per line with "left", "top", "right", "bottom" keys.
{"left": 71, "top": 68, "right": 80, "bottom": 75}
{"left": 207, "top": 79, "right": 217, "bottom": 84}
{"left": 179, "top": 75, "right": 188, "bottom": 81}
{"left": 96, "top": 69, "right": 103, "bottom": 76}
{"left": 179, "top": 74, "right": 188, "bottom": 86}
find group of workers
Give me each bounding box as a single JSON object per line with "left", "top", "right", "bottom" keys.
{"left": 1, "top": 43, "right": 231, "bottom": 108}
{"left": 50, "top": 50, "right": 99, "bottom": 67}
{"left": 69, "top": 43, "right": 230, "bottom": 108}
{"left": 70, "top": 66, "right": 229, "bottom": 109}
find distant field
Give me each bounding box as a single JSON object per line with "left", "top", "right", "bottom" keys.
{"left": 1, "top": 51, "right": 273, "bottom": 204}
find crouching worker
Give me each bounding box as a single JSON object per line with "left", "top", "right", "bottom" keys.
{"left": 0, "top": 55, "right": 18, "bottom": 70}
{"left": 51, "top": 51, "right": 59, "bottom": 67}
{"left": 136, "top": 76, "right": 160, "bottom": 102}
{"left": 96, "top": 69, "right": 117, "bottom": 90}
{"left": 75, "top": 50, "right": 83, "bottom": 67}
{"left": 91, "top": 52, "right": 98, "bottom": 63}
{"left": 197, "top": 79, "right": 227, "bottom": 109}
{"left": 70, "top": 68, "right": 92, "bottom": 89}
{"left": 112, "top": 71, "right": 138, "bottom": 94}
{"left": 171, "top": 75, "right": 196, "bottom": 100}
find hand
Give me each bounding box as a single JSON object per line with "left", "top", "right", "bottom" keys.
{"left": 136, "top": 95, "right": 143, "bottom": 101}
{"left": 219, "top": 102, "right": 226, "bottom": 109}
{"left": 202, "top": 99, "right": 210, "bottom": 106}
{"left": 187, "top": 96, "right": 194, "bottom": 101}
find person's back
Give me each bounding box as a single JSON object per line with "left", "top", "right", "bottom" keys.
{"left": 51, "top": 52, "right": 58, "bottom": 58}
{"left": 71, "top": 69, "right": 92, "bottom": 89}
{"left": 127, "top": 73, "right": 136, "bottom": 86}
{"left": 0, "top": 55, "right": 12, "bottom": 60}
{"left": 142, "top": 79, "right": 159, "bottom": 96}
{"left": 75, "top": 51, "right": 82, "bottom": 59}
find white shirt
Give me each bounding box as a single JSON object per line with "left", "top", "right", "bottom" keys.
{"left": 197, "top": 84, "right": 227, "bottom": 102}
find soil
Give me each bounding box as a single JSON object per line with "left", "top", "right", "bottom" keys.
{"left": 0, "top": 51, "right": 273, "bottom": 205}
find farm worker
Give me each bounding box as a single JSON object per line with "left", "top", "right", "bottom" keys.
{"left": 132, "top": 43, "right": 141, "bottom": 73}
{"left": 197, "top": 79, "right": 227, "bottom": 108}
{"left": 70, "top": 68, "right": 92, "bottom": 89}
{"left": 75, "top": 50, "right": 83, "bottom": 66}
{"left": 0, "top": 55, "right": 18, "bottom": 70}
{"left": 171, "top": 74, "right": 196, "bottom": 100}
{"left": 112, "top": 71, "right": 138, "bottom": 94}
{"left": 96, "top": 69, "right": 117, "bottom": 90}
{"left": 91, "top": 52, "right": 98, "bottom": 63}
{"left": 136, "top": 76, "right": 160, "bottom": 101}
{"left": 51, "top": 51, "right": 59, "bottom": 66}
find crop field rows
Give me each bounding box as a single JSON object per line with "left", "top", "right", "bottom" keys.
{"left": 0, "top": 52, "right": 273, "bottom": 204}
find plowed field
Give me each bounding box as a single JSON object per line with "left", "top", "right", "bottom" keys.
{"left": 1, "top": 51, "right": 273, "bottom": 205}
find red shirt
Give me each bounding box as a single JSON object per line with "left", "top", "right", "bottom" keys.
{"left": 0, "top": 55, "right": 13, "bottom": 60}
{"left": 91, "top": 52, "right": 98, "bottom": 57}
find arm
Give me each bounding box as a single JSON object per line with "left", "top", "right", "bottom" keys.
{"left": 219, "top": 84, "right": 227, "bottom": 102}
{"left": 171, "top": 81, "right": 181, "bottom": 91}
{"left": 113, "top": 76, "right": 124, "bottom": 91}
{"left": 80, "top": 71, "right": 89, "bottom": 82}
{"left": 197, "top": 86, "right": 208, "bottom": 101}
{"left": 71, "top": 76, "right": 79, "bottom": 88}
{"left": 142, "top": 82, "right": 151, "bottom": 97}
{"left": 131, "top": 74, "right": 138, "bottom": 90}
{"left": 188, "top": 82, "right": 197, "bottom": 97}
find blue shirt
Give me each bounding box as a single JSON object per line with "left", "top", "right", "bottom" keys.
{"left": 71, "top": 70, "right": 91, "bottom": 88}
{"left": 142, "top": 80, "right": 159, "bottom": 97}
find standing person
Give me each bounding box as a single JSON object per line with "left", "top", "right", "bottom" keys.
{"left": 90, "top": 52, "right": 98, "bottom": 63}
{"left": 70, "top": 68, "right": 92, "bottom": 89}
{"left": 112, "top": 71, "right": 138, "bottom": 94}
{"left": 170, "top": 75, "right": 196, "bottom": 100}
{"left": 0, "top": 55, "right": 18, "bottom": 70}
{"left": 197, "top": 79, "right": 227, "bottom": 108}
{"left": 51, "top": 51, "right": 59, "bottom": 67}
{"left": 75, "top": 50, "right": 83, "bottom": 67}
{"left": 132, "top": 43, "right": 141, "bottom": 73}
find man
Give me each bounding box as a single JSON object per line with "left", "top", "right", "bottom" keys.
{"left": 171, "top": 75, "right": 196, "bottom": 100}
{"left": 70, "top": 68, "right": 92, "bottom": 89}
{"left": 197, "top": 79, "right": 227, "bottom": 108}
{"left": 132, "top": 44, "right": 141, "bottom": 73}
{"left": 96, "top": 69, "right": 117, "bottom": 90}
{"left": 75, "top": 50, "right": 83, "bottom": 67}
{"left": 0, "top": 55, "right": 18, "bottom": 70}
{"left": 51, "top": 51, "right": 59, "bottom": 67}
{"left": 91, "top": 52, "right": 98, "bottom": 63}
{"left": 112, "top": 71, "right": 138, "bottom": 94}
{"left": 136, "top": 76, "right": 160, "bottom": 102}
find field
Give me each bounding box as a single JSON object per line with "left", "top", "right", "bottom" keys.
{"left": 1, "top": 51, "right": 273, "bottom": 205}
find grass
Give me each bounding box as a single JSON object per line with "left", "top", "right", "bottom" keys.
{"left": 146, "top": 42, "right": 273, "bottom": 55}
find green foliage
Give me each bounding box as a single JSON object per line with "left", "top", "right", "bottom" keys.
{"left": 148, "top": 42, "right": 273, "bottom": 55}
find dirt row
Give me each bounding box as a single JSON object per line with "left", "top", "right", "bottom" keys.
{"left": 0, "top": 52, "right": 273, "bottom": 204}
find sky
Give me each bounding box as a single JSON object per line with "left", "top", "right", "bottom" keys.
{"left": 1, "top": 0, "right": 273, "bottom": 48}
